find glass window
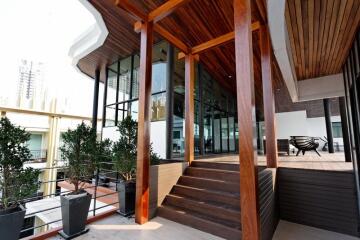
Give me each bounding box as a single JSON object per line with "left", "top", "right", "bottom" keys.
{"left": 132, "top": 55, "right": 140, "bottom": 99}
{"left": 332, "top": 122, "right": 343, "bottom": 138}
{"left": 152, "top": 62, "right": 167, "bottom": 93}
{"left": 105, "top": 105, "right": 116, "bottom": 127}
{"left": 173, "top": 48, "right": 185, "bottom": 95}
{"left": 151, "top": 93, "right": 166, "bottom": 121}
{"left": 106, "top": 70, "right": 118, "bottom": 105}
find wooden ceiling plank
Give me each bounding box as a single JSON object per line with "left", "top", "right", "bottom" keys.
{"left": 286, "top": 0, "right": 301, "bottom": 76}
{"left": 255, "top": 0, "right": 267, "bottom": 23}
{"left": 322, "top": 0, "right": 339, "bottom": 73}
{"left": 301, "top": 0, "right": 309, "bottom": 78}
{"left": 308, "top": 0, "right": 314, "bottom": 78}
{"left": 295, "top": 0, "right": 306, "bottom": 79}
{"left": 148, "top": 0, "right": 192, "bottom": 23}
{"left": 315, "top": 0, "right": 328, "bottom": 77}
{"left": 335, "top": 1, "right": 360, "bottom": 72}
{"left": 319, "top": 0, "right": 334, "bottom": 74}
{"left": 115, "top": 0, "right": 147, "bottom": 21}
{"left": 312, "top": 0, "right": 321, "bottom": 76}
{"left": 324, "top": 0, "right": 347, "bottom": 73}
{"left": 329, "top": 0, "right": 355, "bottom": 72}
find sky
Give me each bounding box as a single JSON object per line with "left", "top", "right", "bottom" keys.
{"left": 0, "top": 0, "right": 103, "bottom": 116}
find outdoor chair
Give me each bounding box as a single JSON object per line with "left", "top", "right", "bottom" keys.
{"left": 290, "top": 136, "right": 321, "bottom": 157}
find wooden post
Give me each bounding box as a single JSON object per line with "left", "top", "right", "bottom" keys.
{"left": 234, "top": 0, "right": 260, "bottom": 239}
{"left": 135, "top": 20, "right": 153, "bottom": 225}
{"left": 260, "top": 25, "right": 278, "bottom": 168}
{"left": 184, "top": 54, "right": 195, "bottom": 163}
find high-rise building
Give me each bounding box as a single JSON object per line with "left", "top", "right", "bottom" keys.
{"left": 17, "top": 59, "right": 46, "bottom": 110}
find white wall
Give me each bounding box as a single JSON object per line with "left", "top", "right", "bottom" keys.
{"left": 275, "top": 110, "right": 343, "bottom": 150}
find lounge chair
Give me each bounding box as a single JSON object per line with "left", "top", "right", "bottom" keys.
{"left": 290, "top": 136, "right": 321, "bottom": 156}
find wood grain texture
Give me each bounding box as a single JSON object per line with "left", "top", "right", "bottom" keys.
{"left": 260, "top": 25, "right": 278, "bottom": 168}
{"left": 148, "top": 0, "right": 191, "bottom": 23}
{"left": 135, "top": 21, "right": 153, "bottom": 225}
{"left": 184, "top": 54, "right": 195, "bottom": 164}
{"left": 285, "top": 0, "right": 360, "bottom": 80}
{"left": 234, "top": 0, "right": 260, "bottom": 239}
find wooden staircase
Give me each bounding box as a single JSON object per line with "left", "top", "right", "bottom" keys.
{"left": 157, "top": 161, "right": 242, "bottom": 240}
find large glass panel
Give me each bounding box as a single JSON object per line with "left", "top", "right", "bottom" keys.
{"left": 221, "top": 112, "right": 228, "bottom": 152}
{"left": 229, "top": 116, "right": 235, "bottom": 152}
{"left": 106, "top": 70, "right": 118, "bottom": 105}
{"left": 173, "top": 48, "right": 185, "bottom": 95}
{"left": 213, "top": 109, "right": 221, "bottom": 153}
{"left": 118, "top": 57, "right": 132, "bottom": 102}
{"left": 132, "top": 55, "right": 140, "bottom": 99}
{"left": 204, "top": 105, "right": 213, "bottom": 153}
{"left": 105, "top": 105, "right": 116, "bottom": 127}
{"left": 152, "top": 63, "right": 167, "bottom": 93}
{"left": 173, "top": 93, "right": 184, "bottom": 157}
{"left": 194, "top": 101, "right": 200, "bottom": 155}
{"left": 129, "top": 100, "right": 138, "bottom": 120}
{"left": 151, "top": 93, "right": 166, "bottom": 121}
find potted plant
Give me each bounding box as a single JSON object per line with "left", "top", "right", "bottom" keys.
{"left": 58, "top": 122, "right": 96, "bottom": 239}
{"left": 113, "top": 116, "right": 160, "bottom": 216}
{"left": 0, "top": 117, "right": 40, "bottom": 240}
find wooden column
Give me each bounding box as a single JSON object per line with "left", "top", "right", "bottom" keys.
{"left": 135, "top": 20, "right": 153, "bottom": 225}
{"left": 234, "top": 0, "right": 260, "bottom": 239}
{"left": 260, "top": 25, "right": 278, "bottom": 168}
{"left": 184, "top": 54, "right": 195, "bottom": 163}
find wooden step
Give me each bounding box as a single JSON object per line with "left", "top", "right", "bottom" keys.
{"left": 158, "top": 205, "right": 242, "bottom": 240}
{"left": 178, "top": 175, "right": 240, "bottom": 194}
{"left": 164, "top": 194, "right": 241, "bottom": 225}
{"left": 172, "top": 184, "right": 240, "bottom": 210}
{"left": 192, "top": 161, "right": 240, "bottom": 171}
{"left": 185, "top": 167, "right": 240, "bottom": 182}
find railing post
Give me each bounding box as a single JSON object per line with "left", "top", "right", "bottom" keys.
{"left": 93, "top": 166, "right": 99, "bottom": 216}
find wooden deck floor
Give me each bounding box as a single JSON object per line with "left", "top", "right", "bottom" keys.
{"left": 195, "top": 152, "right": 353, "bottom": 171}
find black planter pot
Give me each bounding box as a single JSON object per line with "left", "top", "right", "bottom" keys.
{"left": 117, "top": 180, "right": 135, "bottom": 216}
{"left": 59, "top": 192, "right": 92, "bottom": 239}
{"left": 0, "top": 205, "right": 26, "bottom": 240}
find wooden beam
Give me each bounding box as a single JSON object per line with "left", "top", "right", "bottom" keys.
{"left": 115, "top": 0, "right": 147, "bottom": 21}
{"left": 134, "top": 22, "right": 188, "bottom": 53}
{"left": 154, "top": 25, "right": 189, "bottom": 53}
{"left": 148, "top": 0, "right": 191, "bottom": 23}
{"left": 135, "top": 20, "right": 153, "bottom": 225}
{"left": 178, "top": 22, "right": 260, "bottom": 58}
{"left": 115, "top": 0, "right": 189, "bottom": 53}
{"left": 260, "top": 25, "right": 278, "bottom": 168}
{"left": 255, "top": 0, "right": 267, "bottom": 23}
{"left": 234, "top": 0, "right": 260, "bottom": 239}
{"left": 184, "top": 54, "right": 195, "bottom": 164}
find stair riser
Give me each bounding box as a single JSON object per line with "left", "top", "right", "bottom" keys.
{"left": 191, "top": 161, "right": 240, "bottom": 171}
{"left": 185, "top": 168, "right": 240, "bottom": 182}
{"left": 173, "top": 185, "right": 240, "bottom": 210}
{"left": 179, "top": 176, "right": 240, "bottom": 194}
{"left": 158, "top": 207, "right": 242, "bottom": 240}
{"left": 164, "top": 195, "right": 241, "bottom": 224}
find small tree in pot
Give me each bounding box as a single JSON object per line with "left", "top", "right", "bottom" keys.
{"left": 59, "top": 122, "right": 96, "bottom": 238}
{"left": 113, "top": 116, "right": 160, "bottom": 216}
{"left": 0, "top": 117, "right": 40, "bottom": 240}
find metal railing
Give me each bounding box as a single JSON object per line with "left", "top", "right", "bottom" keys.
{"left": 0, "top": 160, "right": 121, "bottom": 239}
{"left": 29, "top": 149, "right": 47, "bottom": 161}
